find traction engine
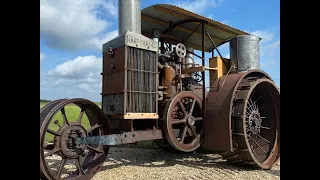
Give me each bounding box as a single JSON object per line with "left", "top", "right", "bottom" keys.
{"left": 40, "top": 1, "right": 280, "bottom": 179}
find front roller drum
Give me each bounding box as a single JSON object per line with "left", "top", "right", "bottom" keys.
{"left": 157, "top": 91, "right": 204, "bottom": 153}
{"left": 40, "top": 98, "right": 111, "bottom": 180}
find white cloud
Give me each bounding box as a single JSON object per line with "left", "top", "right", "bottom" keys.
{"left": 40, "top": 0, "right": 118, "bottom": 52}
{"left": 40, "top": 53, "right": 45, "bottom": 61}
{"left": 251, "top": 29, "right": 275, "bottom": 43}
{"left": 102, "top": 0, "right": 118, "bottom": 17}
{"left": 48, "top": 55, "right": 101, "bottom": 78}
{"left": 225, "top": 53, "right": 230, "bottom": 59}
{"left": 174, "top": 0, "right": 225, "bottom": 14}
{"left": 41, "top": 55, "right": 103, "bottom": 101}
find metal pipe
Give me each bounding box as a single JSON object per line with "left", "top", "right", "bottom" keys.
{"left": 118, "top": 0, "right": 141, "bottom": 34}
{"left": 185, "top": 47, "right": 194, "bottom": 69}
{"left": 205, "top": 29, "right": 228, "bottom": 66}
{"left": 201, "top": 22, "right": 206, "bottom": 118}
{"left": 151, "top": 30, "right": 160, "bottom": 53}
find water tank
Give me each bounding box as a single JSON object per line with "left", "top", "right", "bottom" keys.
{"left": 230, "top": 35, "right": 261, "bottom": 72}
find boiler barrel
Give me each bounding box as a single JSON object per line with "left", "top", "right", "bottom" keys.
{"left": 230, "top": 35, "right": 261, "bottom": 72}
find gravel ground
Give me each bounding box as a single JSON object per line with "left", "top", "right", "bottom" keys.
{"left": 91, "top": 147, "right": 280, "bottom": 180}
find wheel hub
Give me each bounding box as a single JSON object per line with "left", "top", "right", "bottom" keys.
{"left": 248, "top": 110, "right": 262, "bottom": 135}
{"left": 187, "top": 116, "right": 195, "bottom": 126}
{"left": 60, "top": 125, "right": 87, "bottom": 158}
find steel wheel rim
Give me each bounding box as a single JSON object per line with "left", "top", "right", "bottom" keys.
{"left": 243, "top": 79, "right": 280, "bottom": 168}
{"left": 40, "top": 99, "right": 110, "bottom": 180}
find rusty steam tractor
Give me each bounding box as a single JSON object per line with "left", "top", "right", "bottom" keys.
{"left": 40, "top": 1, "right": 280, "bottom": 179}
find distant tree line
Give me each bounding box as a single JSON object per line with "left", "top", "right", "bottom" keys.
{"left": 40, "top": 99, "right": 51, "bottom": 102}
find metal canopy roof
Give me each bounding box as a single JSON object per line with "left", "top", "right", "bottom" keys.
{"left": 141, "top": 4, "right": 251, "bottom": 52}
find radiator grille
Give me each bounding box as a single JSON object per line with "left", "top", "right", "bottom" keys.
{"left": 101, "top": 46, "right": 157, "bottom": 115}
{"left": 126, "top": 47, "right": 157, "bottom": 113}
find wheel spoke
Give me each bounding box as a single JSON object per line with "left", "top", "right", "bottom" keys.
{"left": 171, "top": 119, "right": 186, "bottom": 125}
{"left": 56, "top": 158, "right": 67, "bottom": 179}
{"left": 257, "top": 134, "right": 270, "bottom": 143}
{"left": 255, "top": 96, "right": 262, "bottom": 103}
{"left": 194, "top": 117, "right": 203, "bottom": 121}
{"left": 47, "top": 129, "right": 61, "bottom": 136}
{"left": 76, "top": 157, "right": 86, "bottom": 175}
{"left": 87, "top": 145, "right": 104, "bottom": 153}
{"left": 178, "top": 101, "right": 187, "bottom": 116}
{"left": 189, "top": 100, "right": 196, "bottom": 115}
{"left": 190, "top": 126, "right": 197, "bottom": 137}
{"left": 87, "top": 124, "right": 103, "bottom": 134}
{"left": 77, "top": 111, "right": 85, "bottom": 124}
{"left": 61, "top": 107, "right": 70, "bottom": 125}
{"left": 180, "top": 126, "right": 188, "bottom": 143}
{"left": 250, "top": 145, "right": 262, "bottom": 162}
{"left": 258, "top": 104, "right": 266, "bottom": 111}
{"left": 253, "top": 140, "right": 267, "bottom": 154}
{"left": 44, "top": 147, "right": 61, "bottom": 158}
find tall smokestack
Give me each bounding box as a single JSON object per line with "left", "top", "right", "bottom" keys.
{"left": 118, "top": 0, "right": 141, "bottom": 34}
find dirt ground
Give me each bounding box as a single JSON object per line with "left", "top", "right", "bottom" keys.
{"left": 92, "top": 147, "right": 280, "bottom": 180}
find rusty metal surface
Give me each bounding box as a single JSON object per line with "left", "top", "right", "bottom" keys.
{"left": 203, "top": 70, "right": 272, "bottom": 152}
{"left": 229, "top": 77, "right": 280, "bottom": 169}
{"left": 203, "top": 69, "right": 279, "bottom": 169}
{"left": 75, "top": 129, "right": 163, "bottom": 146}
{"left": 163, "top": 65, "right": 176, "bottom": 99}
{"left": 141, "top": 4, "right": 251, "bottom": 52}
{"left": 102, "top": 46, "right": 158, "bottom": 116}
{"left": 163, "top": 91, "right": 203, "bottom": 152}
{"left": 40, "top": 98, "right": 110, "bottom": 180}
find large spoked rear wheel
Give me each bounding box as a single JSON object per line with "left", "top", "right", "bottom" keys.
{"left": 225, "top": 77, "right": 280, "bottom": 169}
{"left": 40, "top": 98, "right": 110, "bottom": 180}
{"left": 159, "top": 91, "right": 204, "bottom": 153}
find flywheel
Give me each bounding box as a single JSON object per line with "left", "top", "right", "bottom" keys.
{"left": 158, "top": 91, "right": 204, "bottom": 152}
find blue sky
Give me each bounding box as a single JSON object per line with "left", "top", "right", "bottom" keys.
{"left": 40, "top": 0, "right": 280, "bottom": 102}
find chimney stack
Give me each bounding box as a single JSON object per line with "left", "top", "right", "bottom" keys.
{"left": 118, "top": 0, "right": 141, "bottom": 35}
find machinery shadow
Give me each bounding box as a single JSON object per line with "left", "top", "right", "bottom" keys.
{"left": 99, "top": 146, "right": 279, "bottom": 176}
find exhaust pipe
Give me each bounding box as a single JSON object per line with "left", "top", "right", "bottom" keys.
{"left": 118, "top": 0, "right": 141, "bottom": 35}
